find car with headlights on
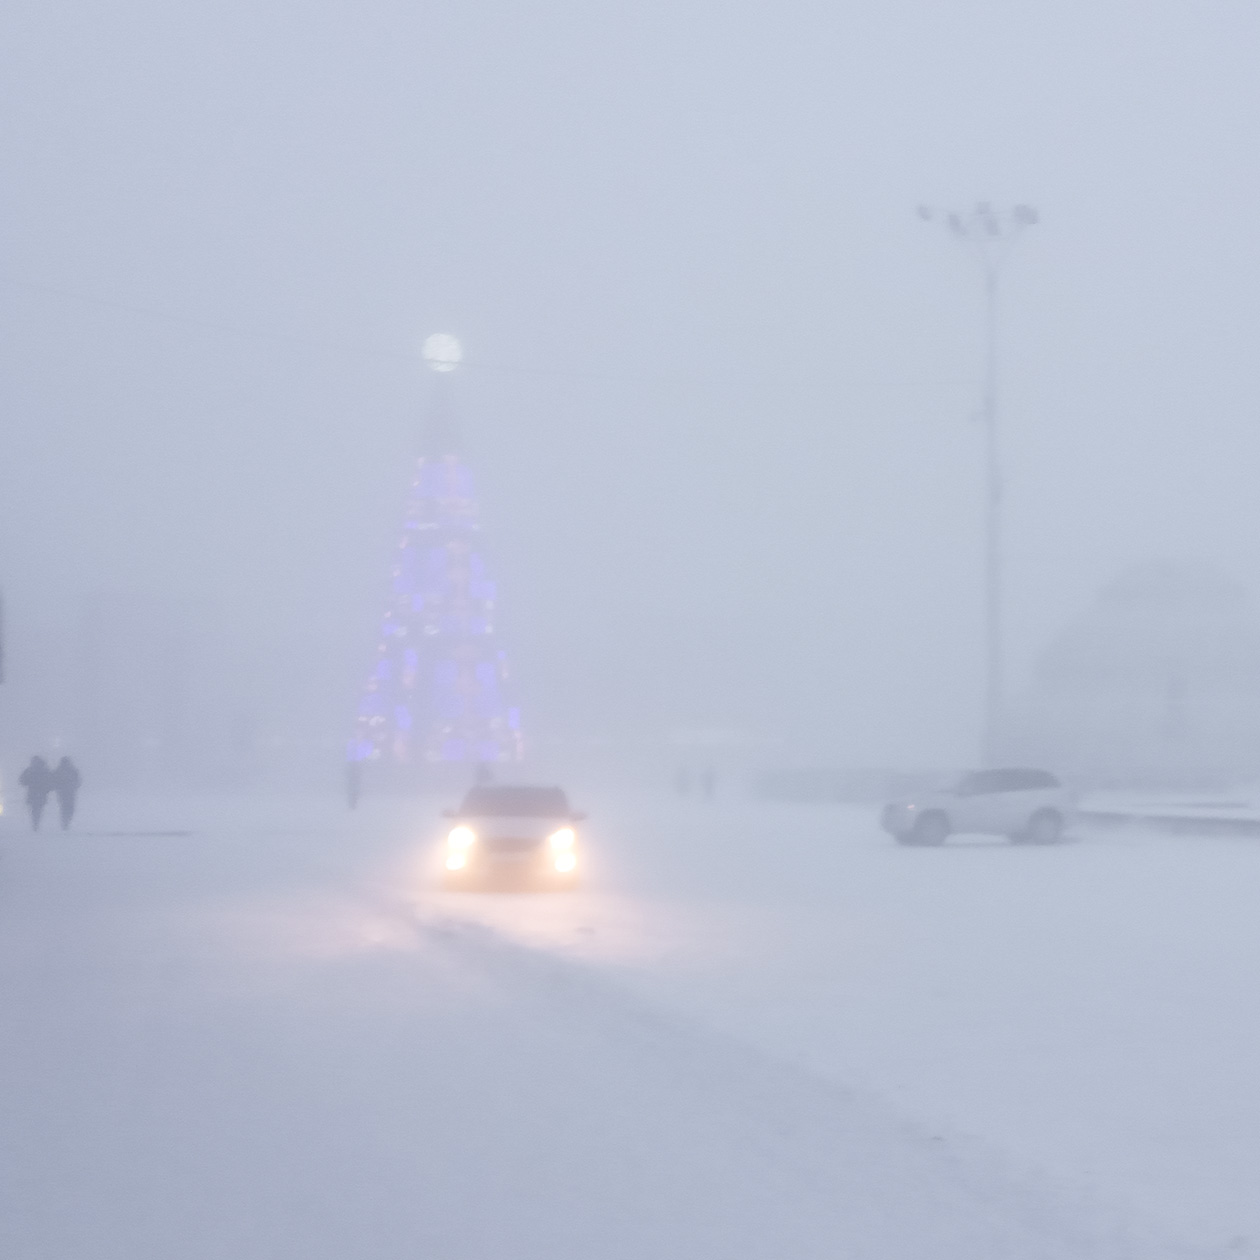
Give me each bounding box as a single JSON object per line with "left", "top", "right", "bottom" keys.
{"left": 441, "top": 784, "right": 586, "bottom": 889}
{"left": 881, "top": 767, "right": 1074, "bottom": 846}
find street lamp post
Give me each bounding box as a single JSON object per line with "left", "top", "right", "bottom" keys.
{"left": 919, "top": 202, "right": 1038, "bottom": 765}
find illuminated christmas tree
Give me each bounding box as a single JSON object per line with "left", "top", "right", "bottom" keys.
{"left": 349, "top": 336, "right": 522, "bottom": 768}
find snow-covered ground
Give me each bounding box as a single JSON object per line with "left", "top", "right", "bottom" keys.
{"left": 1, "top": 789, "right": 1255, "bottom": 1258}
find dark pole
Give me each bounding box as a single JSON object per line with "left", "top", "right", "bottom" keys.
{"left": 981, "top": 265, "right": 1002, "bottom": 765}
{"left": 918, "top": 203, "right": 1037, "bottom": 765}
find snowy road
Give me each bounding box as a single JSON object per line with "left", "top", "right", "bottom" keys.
{"left": 1, "top": 791, "right": 1254, "bottom": 1258}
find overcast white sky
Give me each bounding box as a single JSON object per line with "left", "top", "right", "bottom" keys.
{"left": 3, "top": 0, "right": 1259, "bottom": 764}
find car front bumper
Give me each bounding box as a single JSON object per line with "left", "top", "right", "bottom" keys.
{"left": 445, "top": 839, "right": 579, "bottom": 884}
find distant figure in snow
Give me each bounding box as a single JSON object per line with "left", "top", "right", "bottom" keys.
{"left": 699, "top": 767, "right": 716, "bottom": 803}
{"left": 18, "top": 756, "right": 53, "bottom": 831}
{"left": 50, "top": 757, "right": 82, "bottom": 830}
{"left": 345, "top": 759, "right": 362, "bottom": 810}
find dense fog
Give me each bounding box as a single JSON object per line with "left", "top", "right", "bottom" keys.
{"left": 3, "top": 0, "right": 1260, "bottom": 782}
{"left": 9, "top": 8, "right": 1260, "bottom": 1256}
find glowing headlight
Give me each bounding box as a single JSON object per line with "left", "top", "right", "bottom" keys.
{"left": 447, "top": 825, "right": 476, "bottom": 850}
{"left": 554, "top": 852, "right": 577, "bottom": 873}
{"left": 445, "top": 853, "right": 467, "bottom": 871}
{"left": 548, "top": 827, "right": 576, "bottom": 851}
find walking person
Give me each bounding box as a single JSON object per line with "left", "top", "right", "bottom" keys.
{"left": 18, "top": 755, "right": 52, "bottom": 831}
{"left": 699, "top": 767, "right": 716, "bottom": 803}
{"left": 50, "top": 756, "right": 81, "bottom": 830}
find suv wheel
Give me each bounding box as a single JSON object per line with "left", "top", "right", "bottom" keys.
{"left": 1021, "top": 809, "right": 1063, "bottom": 845}
{"left": 908, "top": 811, "right": 949, "bottom": 846}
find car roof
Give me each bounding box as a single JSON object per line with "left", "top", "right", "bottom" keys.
{"left": 956, "top": 767, "right": 1061, "bottom": 789}
{"left": 459, "top": 784, "right": 571, "bottom": 815}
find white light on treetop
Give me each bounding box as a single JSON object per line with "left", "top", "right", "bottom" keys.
{"left": 422, "top": 333, "right": 463, "bottom": 372}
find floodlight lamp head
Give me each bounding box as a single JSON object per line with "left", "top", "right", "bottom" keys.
{"left": 422, "top": 333, "right": 463, "bottom": 373}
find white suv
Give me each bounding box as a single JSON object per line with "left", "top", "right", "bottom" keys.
{"left": 881, "top": 768, "right": 1074, "bottom": 846}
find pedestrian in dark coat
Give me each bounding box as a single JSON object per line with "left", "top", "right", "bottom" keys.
{"left": 18, "top": 756, "right": 52, "bottom": 831}
{"left": 699, "top": 767, "right": 716, "bottom": 803}
{"left": 50, "top": 757, "right": 82, "bottom": 830}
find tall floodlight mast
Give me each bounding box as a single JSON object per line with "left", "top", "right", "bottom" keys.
{"left": 349, "top": 334, "right": 523, "bottom": 774}
{"left": 918, "top": 201, "right": 1038, "bottom": 765}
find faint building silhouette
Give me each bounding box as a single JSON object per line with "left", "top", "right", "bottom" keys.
{"left": 1002, "top": 561, "right": 1260, "bottom": 788}
{"left": 76, "top": 593, "right": 239, "bottom": 789}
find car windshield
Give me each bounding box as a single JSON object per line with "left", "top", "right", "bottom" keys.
{"left": 460, "top": 785, "right": 571, "bottom": 817}
{"left": 953, "top": 770, "right": 1000, "bottom": 794}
